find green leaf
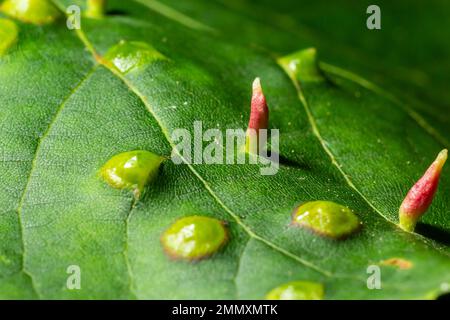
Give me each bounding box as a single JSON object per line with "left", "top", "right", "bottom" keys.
{"left": 0, "top": 0, "right": 449, "bottom": 299}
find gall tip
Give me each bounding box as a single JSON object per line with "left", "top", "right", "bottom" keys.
{"left": 252, "top": 77, "right": 262, "bottom": 93}
{"left": 435, "top": 149, "right": 448, "bottom": 170}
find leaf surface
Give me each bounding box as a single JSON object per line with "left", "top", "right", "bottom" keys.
{"left": 0, "top": 0, "right": 449, "bottom": 299}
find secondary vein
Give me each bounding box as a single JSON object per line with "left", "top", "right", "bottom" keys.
{"left": 321, "top": 62, "right": 450, "bottom": 148}
{"left": 132, "top": 0, "right": 216, "bottom": 33}
{"left": 15, "top": 66, "right": 98, "bottom": 299}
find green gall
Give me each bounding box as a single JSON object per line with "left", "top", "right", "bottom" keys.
{"left": 266, "top": 281, "right": 324, "bottom": 300}
{"left": 103, "top": 40, "right": 167, "bottom": 74}
{"left": 278, "top": 48, "right": 325, "bottom": 82}
{"left": 100, "top": 150, "right": 164, "bottom": 198}
{"left": 292, "top": 200, "right": 361, "bottom": 239}
{"left": 1, "top": 0, "right": 61, "bottom": 25}
{"left": 161, "top": 216, "right": 228, "bottom": 261}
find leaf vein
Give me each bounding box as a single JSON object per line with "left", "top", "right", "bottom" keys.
{"left": 320, "top": 62, "right": 450, "bottom": 148}
{"left": 14, "top": 66, "right": 98, "bottom": 298}
{"left": 132, "top": 0, "right": 216, "bottom": 32}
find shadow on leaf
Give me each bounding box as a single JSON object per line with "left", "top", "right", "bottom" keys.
{"left": 416, "top": 223, "right": 450, "bottom": 247}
